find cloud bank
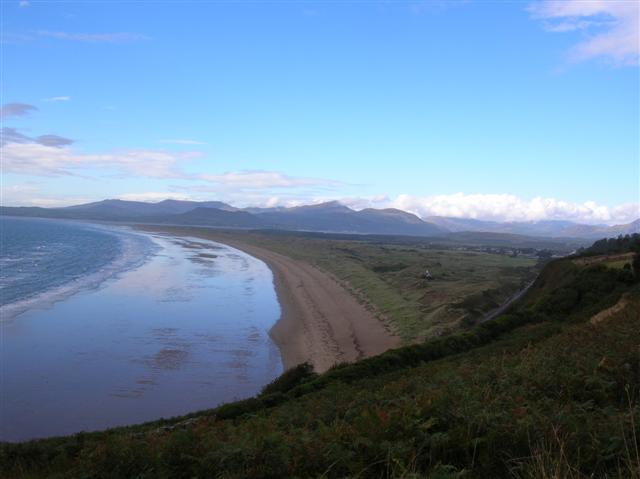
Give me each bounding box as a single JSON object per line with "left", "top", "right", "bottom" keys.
{"left": 529, "top": 0, "right": 640, "bottom": 65}
{"left": 338, "top": 193, "right": 639, "bottom": 225}
{"left": 1, "top": 142, "right": 197, "bottom": 178}
{"left": 3, "top": 99, "right": 636, "bottom": 225}
{"left": 3, "top": 131, "right": 635, "bottom": 224}
{"left": 1, "top": 138, "right": 338, "bottom": 193}
{"left": 198, "top": 171, "right": 341, "bottom": 190}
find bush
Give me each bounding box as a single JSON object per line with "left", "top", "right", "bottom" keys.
{"left": 260, "top": 362, "right": 316, "bottom": 396}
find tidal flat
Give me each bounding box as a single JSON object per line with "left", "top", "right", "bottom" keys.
{"left": 1, "top": 230, "right": 282, "bottom": 442}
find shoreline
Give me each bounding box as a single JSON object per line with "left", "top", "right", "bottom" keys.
{"left": 2, "top": 225, "right": 285, "bottom": 441}
{"left": 0, "top": 219, "right": 157, "bottom": 323}
{"left": 139, "top": 226, "right": 400, "bottom": 372}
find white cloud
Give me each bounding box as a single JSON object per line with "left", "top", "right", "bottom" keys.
{"left": 267, "top": 193, "right": 637, "bottom": 224}
{"left": 1, "top": 183, "right": 38, "bottom": 200}
{"left": 197, "top": 170, "right": 341, "bottom": 190}
{"left": 19, "top": 1, "right": 29, "bottom": 7}
{"left": 529, "top": 0, "right": 640, "bottom": 65}
{"left": 117, "top": 192, "right": 193, "bottom": 202}
{"left": 36, "top": 31, "right": 149, "bottom": 43}
{"left": 340, "top": 193, "right": 639, "bottom": 225}
{"left": 339, "top": 195, "right": 392, "bottom": 211}
{"left": 141, "top": 191, "right": 637, "bottom": 224}
{"left": 139, "top": 191, "right": 637, "bottom": 225}
{"left": 44, "top": 96, "right": 71, "bottom": 102}
{"left": 1, "top": 184, "right": 93, "bottom": 207}
{"left": 1, "top": 140, "right": 339, "bottom": 193}
{"left": 1, "top": 142, "right": 199, "bottom": 178}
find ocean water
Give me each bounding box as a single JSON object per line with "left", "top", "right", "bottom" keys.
{"left": 0, "top": 217, "right": 154, "bottom": 319}
{"left": 0, "top": 218, "right": 282, "bottom": 441}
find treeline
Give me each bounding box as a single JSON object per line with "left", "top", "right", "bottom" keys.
{"left": 576, "top": 233, "right": 640, "bottom": 257}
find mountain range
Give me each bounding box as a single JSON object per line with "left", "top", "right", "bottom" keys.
{"left": 1, "top": 199, "right": 638, "bottom": 239}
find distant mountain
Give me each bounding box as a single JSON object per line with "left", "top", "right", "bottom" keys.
{"left": 426, "top": 217, "right": 577, "bottom": 236}
{"left": 1, "top": 199, "right": 638, "bottom": 240}
{"left": 0, "top": 199, "right": 237, "bottom": 222}
{"left": 0, "top": 199, "right": 445, "bottom": 237}
{"left": 241, "top": 206, "right": 288, "bottom": 214}
{"left": 426, "top": 216, "right": 640, "bottom": 239}
{"left": 63, "top": 199, "right": 237, "bottom": 218}
{"left": 252, "top": 201, "right": 444, "bottom": 236}
{"left": 613, "top": 218, "right": 640, "bottom": 234}
{"left": 152, "top": 207, "right": 266, "bottom": 228}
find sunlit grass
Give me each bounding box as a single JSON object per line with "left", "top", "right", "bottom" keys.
{"left": 207, "top": 232, "right": 538, "bottom": 340}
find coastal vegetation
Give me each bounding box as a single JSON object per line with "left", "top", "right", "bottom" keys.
{"left": 147, "top": 228, "right": 544, "bottom": 341}
{"left": 576, "top": 233, "right": 640, "bottom": 257}
{"left": 2, "top": 235, "right": 638, "bottom": 478}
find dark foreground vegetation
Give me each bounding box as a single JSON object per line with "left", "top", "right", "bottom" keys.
{"left": 2, "top": 244, "right": 639, "bottom": 478}
{"left": 576, "top": 233, "right": 640, "bottom": 257}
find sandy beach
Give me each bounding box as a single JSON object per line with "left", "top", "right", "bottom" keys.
{"left": 139, "top": 227, "right": 400, "bottom": 372}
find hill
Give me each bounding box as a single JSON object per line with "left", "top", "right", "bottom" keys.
{"left": 254, "top": 201, "right": 444, "bottom": 236}
{"left": 427, "top": 216, "right": 640, "bottom": 239}
{"left": 0, "top": 200, "right": 445, "bottom": 237}
{"left": 2, "top": 199, "right": 636, "bottom": 239}
{"left": 150, "top": 207, "right": 267, "bottom": 228}
{"left": 2, "top": 238, "right": 638, "bottom": 478}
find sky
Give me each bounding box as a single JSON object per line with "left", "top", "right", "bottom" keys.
{"left": 1, "top": 0, "right": 639, "bottom": 224}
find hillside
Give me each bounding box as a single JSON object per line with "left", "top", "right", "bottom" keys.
{"left": 151, "top": 207, "right": 267, "bottom": 228}
{"left": 254, "top": 202, "right": 444, "bottom": 236}
{"left": 2, "top": 242, "right": 638, "bottom": 478}
{"left": 427, "top": 216, "right": 640, "bottom": 239}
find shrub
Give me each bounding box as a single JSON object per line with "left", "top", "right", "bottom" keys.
{"left": 260, "top": 362, "right": 316, "bottom": 396}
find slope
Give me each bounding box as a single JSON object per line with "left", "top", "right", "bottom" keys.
{"left": 2, "top": 248, "right": 638, "bottom": 478}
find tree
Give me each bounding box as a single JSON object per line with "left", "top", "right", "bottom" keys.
{"left": 632, "top": 253, "right": 640, "bottom": 281}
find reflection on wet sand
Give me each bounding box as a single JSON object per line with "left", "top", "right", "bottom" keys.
{"left": 1, "top": 233, "right": 282, "bottom": 441}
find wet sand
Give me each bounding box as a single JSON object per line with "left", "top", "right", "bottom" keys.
{"left": 1, "top": 230, "right": 283, "bottom": 441}
{"left": 139, "top": 227, "right": 400, "bottom": 372}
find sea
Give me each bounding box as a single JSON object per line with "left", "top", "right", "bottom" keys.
{"left": 0, "top": 217, "right": 283, "bottom": 442}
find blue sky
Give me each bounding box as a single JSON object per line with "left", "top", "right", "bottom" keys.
{"left": 1, "top": 0, "right": 638, "bottom": 223}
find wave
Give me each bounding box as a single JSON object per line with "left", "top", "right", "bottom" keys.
{"left": 0, "top": 224, "right": 159, "bottom": 322}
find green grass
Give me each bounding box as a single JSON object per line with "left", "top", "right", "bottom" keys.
{"left": 2, "top": 255, "right": 638, "bottom": 478}
{"left": 162, "top": 229, "right": 538, "bottom": 341}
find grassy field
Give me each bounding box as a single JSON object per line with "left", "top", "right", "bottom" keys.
{"left": 159, "top": 228, "right": 539, "bottom": 341}
{"left": 573, "top": 252, "right": 635, "bottom": 270}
